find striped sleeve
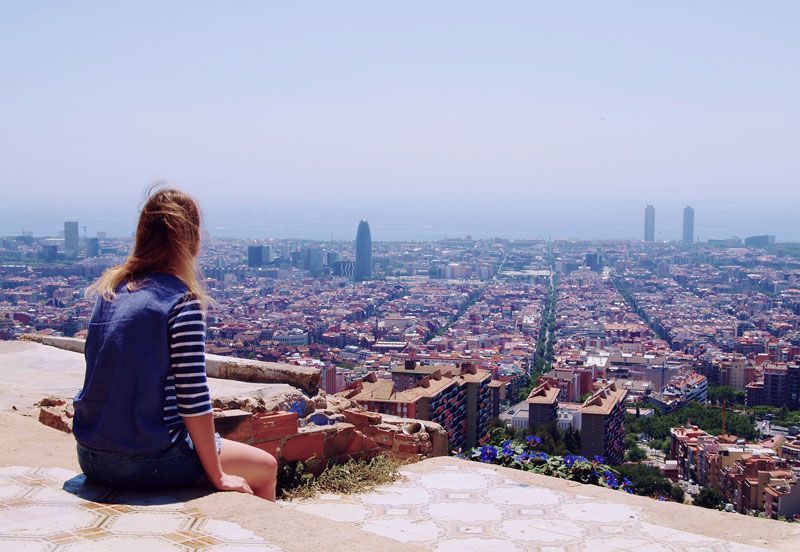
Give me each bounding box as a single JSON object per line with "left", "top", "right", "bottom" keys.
{"left": 167, "top": 296, "right": 212, "bottom": 418}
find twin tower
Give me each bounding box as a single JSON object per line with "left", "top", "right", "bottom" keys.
{"left": 644, "top": 205, "right": 694, "bottom": 244}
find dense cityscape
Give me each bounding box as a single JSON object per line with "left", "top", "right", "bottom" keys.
{"left": 2, "top": 2, "right": 798, "bottom": 548}
{"left": 2, "top": 205, "right": 800, "bottom": 520}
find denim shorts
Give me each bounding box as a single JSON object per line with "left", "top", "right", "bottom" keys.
{"left": 76, "top": 433, "right": 222, "bottom": 491}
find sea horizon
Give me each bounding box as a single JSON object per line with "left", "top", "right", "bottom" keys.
{"left": 2, "top": 196, "right": 798, "bottom": 243}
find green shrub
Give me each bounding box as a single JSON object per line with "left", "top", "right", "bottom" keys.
{"left": 616, "top": 463, "right": 683, "bottom": 503}
{"left": 693, "top": 486, "right": 723, "bottom": 509}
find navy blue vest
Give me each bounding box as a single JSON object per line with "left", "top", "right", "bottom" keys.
{"left": 74, "top": 273, "right": 188, "bottom": 453}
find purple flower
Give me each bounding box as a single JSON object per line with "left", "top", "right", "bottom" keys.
{"left": 526, "top": 435, "right": 542, "bottom": 446}
{"left": 593, "top": 455, "right": 605, "bottom": 464}
{"left": 501, "top": 443, "right": 515, "bottom": 457}
{"left": 514, "top": 452, "right": 529, "bottom": 463}
{"left": 563, "top": 454, "right": 576, "bottom": 468}
{"left": 479, "top": 445, "right": 498, "bottom": 463}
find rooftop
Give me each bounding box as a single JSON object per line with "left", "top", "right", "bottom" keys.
{"left": 341, "top": 364, "right": 490, "bottom": 404}
{"left": 526, "top": 381, "right": 559, "bottom": 405}
{"left": 578, "top": 381, "right": 628, "bottom": 415}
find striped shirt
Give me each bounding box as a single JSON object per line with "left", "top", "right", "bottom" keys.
{"left": 164, "top": 296, "right": 212, "bottom": 443}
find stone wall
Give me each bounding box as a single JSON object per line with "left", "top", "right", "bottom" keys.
{"left": 213, "top": 407, "right": 447, "bottom": 474}
{"left": 36, "top": 395, "right": 447, "bottom": 472}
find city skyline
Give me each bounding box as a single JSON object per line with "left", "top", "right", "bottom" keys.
{"left": 0, "top": 200, "right": 793, "bottom": 243}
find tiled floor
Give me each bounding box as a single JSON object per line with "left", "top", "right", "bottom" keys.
{"left": 0, "top": 466, "right": 282, "bottom": 551}
{"left": 286, "top": 463, "right": 769, "bottom": 552}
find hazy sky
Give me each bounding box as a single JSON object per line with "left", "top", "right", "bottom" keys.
{"left": 1, "top": 1, "right": 798, "bottom": 240}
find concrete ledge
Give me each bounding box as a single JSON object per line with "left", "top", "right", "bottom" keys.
{"left": 21, "top": 334, "right": 85, "bottom": 354}
{"left": 0, "top": 340, "right": 306, "bottom": 413}
{"left": 0, "top": 411, "right": 419, "bottom": 552}
{"left": 415, "top": 456, "right": 800, "bottom": 551}
{"left": 4, "top": 399, "right": 797, "bottom": 550}
{"left": 22, "top": 334, "right": 321, "bottom": 395}
{"left": 289, "top": 454, "right": 800, "bottom": 552}
{"left": 206, "top": 352, "right": 320, "bottom": 396}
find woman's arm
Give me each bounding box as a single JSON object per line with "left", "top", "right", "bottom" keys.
{"left": 169, "top": 296, "right": 251, "bottom": 494}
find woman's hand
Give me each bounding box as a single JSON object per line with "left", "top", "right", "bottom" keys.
{"left": 213, "top": 472, "right": 253, "bottom": 494}
{"left": 183, "top": 414, "right": 253, "bottom": 495}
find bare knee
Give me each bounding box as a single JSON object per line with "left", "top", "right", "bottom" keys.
{"left": 263, "top": 451, "right": 278, "bottom": 476}
{"left": 248, "top": 446, "right": 277, "bottom": 485}
{"left": 218, "top": 439, "right": 277, "bottom": 501}
{"left": 249, "top": 448, "right": 277, "bottom": 501}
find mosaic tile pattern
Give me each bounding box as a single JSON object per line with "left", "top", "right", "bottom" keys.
{"left": 287, "top": 463, "right": 768, "bottom": 552}
{"left": 0, "top": 466, "right": 281, "bottom": 551}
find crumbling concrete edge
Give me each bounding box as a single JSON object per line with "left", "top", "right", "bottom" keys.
{"left": 22, "top": 334, "right": 321, "bottom": 396}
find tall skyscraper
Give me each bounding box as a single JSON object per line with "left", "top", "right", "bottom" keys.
{"left": 644, "top": 205, "right": 655, "bottom": 242}
{"left": 354, "top": 219, "right": 372, "bottom": 281}
{"left": 87, "top": 237, "right": 100, "bottom": 258}
{"left": 247, "top": 245, "right": 265, "bottom": 267}
{"left": 307, "top": 247, "right": 324, "bottom": 275}
{"left": 682, "top": 206, "right": 695, "bottom": 245}
{"left": 64, "top": 221, "right": 79, "bottom": 258}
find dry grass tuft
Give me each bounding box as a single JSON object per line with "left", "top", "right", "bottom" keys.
{"left": 280, "top": 455, "right": 404, "bottom": 500}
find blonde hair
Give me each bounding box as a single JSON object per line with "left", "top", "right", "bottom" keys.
{"left": 87, "top": 186, "right": 208, "bottom": 308}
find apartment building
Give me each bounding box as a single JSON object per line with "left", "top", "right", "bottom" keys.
{"left": 578, "top": 381, "right": 628, "bottom": 465}
{"left": 526, "top": 381, "right": 559, "bottom": 427}
{"left": 339, "top": 361, "right": 493, "bottom": 451}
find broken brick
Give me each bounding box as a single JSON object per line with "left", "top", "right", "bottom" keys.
{"left": 282, "top": 429, "right": 325, "bottom": 462}
{"left": 342, "top": 409, "right": 382, "bottom": 427}
{"left": 39, "top": 406, "right": 72, "bottom": 433}
{"left": 361, "top": 426, "right": 395, "bottom": 447}
{"left": 252, "top": 411, "right": 298, "bottom": 444}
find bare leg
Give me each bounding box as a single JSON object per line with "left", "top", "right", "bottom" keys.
{"left": 218, "top": 438, "right": 277, "bottom": 501}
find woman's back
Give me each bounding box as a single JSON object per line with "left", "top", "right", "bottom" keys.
{"left": 74, "top": 272, "right": 188, "bottom": 453}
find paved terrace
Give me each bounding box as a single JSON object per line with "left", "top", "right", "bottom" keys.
{"left": 3, "top": 341, "right": 800, "bottom": 551}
